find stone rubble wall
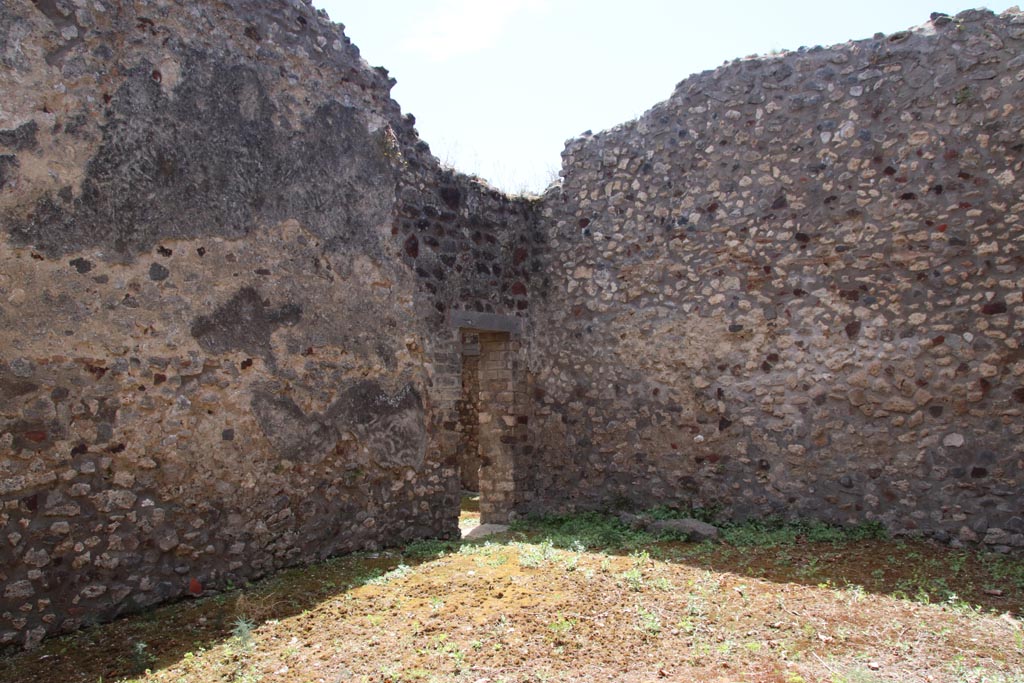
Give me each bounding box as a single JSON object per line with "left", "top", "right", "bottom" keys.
{"left": 528, "top": 9, "right": 1024, "bottom": 546}
{"left": 0, "top": 0, "right": 533, "bottom": 649}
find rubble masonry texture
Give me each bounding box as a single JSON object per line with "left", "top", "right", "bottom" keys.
{"left": 0, "top": 0, "right": 1021, "bottom": 649}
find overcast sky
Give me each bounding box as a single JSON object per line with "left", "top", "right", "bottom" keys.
{"left": 314, "top": 1, "right": 1015, "bottom": 194}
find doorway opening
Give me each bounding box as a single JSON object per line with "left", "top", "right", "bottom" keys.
{"left": 455, "top": 327, "right": 523, "bottom": 526}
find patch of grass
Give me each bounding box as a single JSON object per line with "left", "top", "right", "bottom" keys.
{"left": 402, "top": 539, "right": 456, "bottom": 561}
{"left": 129, "top": 640, "right": 156, "bottom": 674}
{"left": 980, "top": 552, "right": 1024, "bottom": 590}
{"left": 630, "top": 549, "right": 651, "bottom": 566}
{"left": 457, "top": 540, "right": 499, "bottom": 556}
{"left": 352, "top": 568, "right": 385, "bottom": 586}
{"left": 459, "top": 541, "right": 511, "bottom": 568}
{"left": 636, "top": 605, "right": 661, "bottom": 635}
{"left": 620, "top": 567, "right": 644, "bottom": 592}
{"left": 547, "top": 614, "right": 575, "bottom": 637}
{"left": 517, "top": 539, "right": 559, "bottom": 568}
{"left": 510, "top": 511, "right": 663, "bottom": 551}
{"left": 647, "top": 504, "right": 719, "bottom": 523}
{"left": 720, "top": 517, "right": 887, "bottom": 547}
{"left": 831, "top": 666, "right": 887, "bottom": 683}
{"left": 511, "top": 510, "right": 887, "bottom": 553}
{"left": 893, "top": 572, "right": 958, "bottom": 605}
{"left": 367, "top": 564, "right": 413, "bottom": 585}
{"left": 652, "top": 576, "right": 673, "bottom": 591}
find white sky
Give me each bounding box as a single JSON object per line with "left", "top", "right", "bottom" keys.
{"left": 314, "top": 1, "right": 1016, "bottom": 194}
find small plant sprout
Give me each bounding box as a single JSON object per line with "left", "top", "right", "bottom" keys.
{"left": 637, "top": 605, "right": 662, "bottom": 635}
{"left": 130, "top": 641, "right": 156, "bottom": 673}
{"left": 547, "top": 614, "right": 576, "bottom": 646}
{"left": 232, "top": 615, "right": 256, "bottom": 652}
{"left": 621, "top": 567, "right": 644, "bottom": 591}
{"left": 368, "top": 564, "right": 412, "bottom": 585}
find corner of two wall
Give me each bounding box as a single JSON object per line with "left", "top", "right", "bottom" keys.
{"left": 2, "top": 0, "right": 1023, "bottom": 651}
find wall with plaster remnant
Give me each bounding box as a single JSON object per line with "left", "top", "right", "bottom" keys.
{"left": 0, "top": 0, "right": 536, "bottom": 649}
{"left": 527, "top": 8, "right": 1024, "bottom": 546}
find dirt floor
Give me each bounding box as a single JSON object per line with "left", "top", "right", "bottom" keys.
{"left": 1, "top": 503, "right": 1022, "bottom": 683}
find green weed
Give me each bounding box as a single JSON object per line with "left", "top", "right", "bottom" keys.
{"left": 368, "top": 564, "right": 413, "bottom": 585}
{"left": 403, "top": 539, "right": 455, "bottom": 561}
{"left": 231, "top": 615, "right": 256, "bottom": 652}
{"left": 517, "top": 540, "right": 558, "bottom": 568}
{"left": 129, "top": 641, "right": 155, "bottom": 674}
{"left": 720, "top": 517, "right": 887, "bottom": 547}
{"left": 620, "top": 567, "right": 644, "bottom": 591}
{"left": 509, "top": 512, "right": 658, "bottom": 551}
{"left": 636, "top": 605, "right": 662, "bottom": 635}
{"left": 547, "top": 614, "right": 575, "bottom": 637}
{"left": 647, "top": 504, "right": 719, "bottom": 523}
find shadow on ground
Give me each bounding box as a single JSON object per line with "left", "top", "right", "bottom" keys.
{"left": 0, "top": 547, "right": 428, "bottom": 683}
